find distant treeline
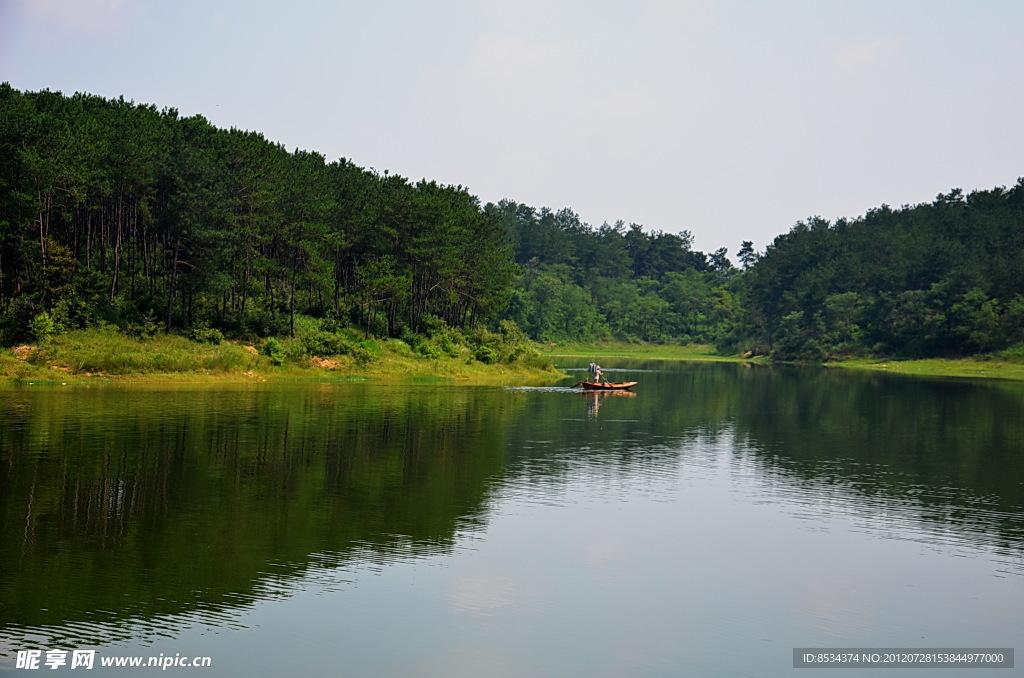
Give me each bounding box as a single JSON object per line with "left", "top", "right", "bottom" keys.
{"left": 2, "top": 84, "right": 1023, "bottom": 360}
{"left": 488, "top": 200, "right": 738, "bottom": 344}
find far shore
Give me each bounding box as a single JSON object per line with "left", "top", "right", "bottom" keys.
{"left": 540, "top": 341, "right": 1024, "bottom": 382}
{"left": 8, "top": 335, "right": 1024, "bottom": 386}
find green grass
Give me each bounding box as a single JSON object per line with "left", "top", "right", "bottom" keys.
{"left": 0, "top": 352, "right": 68, "bottom": 381}
{"left": 538, "top": 340, "right": 737, "bottom": 361}
{"left": 11, "top": 330, "right": 1024, "bottom": 384}
{"left": 21, "top": 328, "right": 263, "bottom": 376}
{"left": 2, "top": 327, "right": 564, "bottom": 384}
{"left": 826, "top": 357, "right": 1024, "bottom": 381}
{"left": 542, "top": 339, "right": 1024, "bottom": 381}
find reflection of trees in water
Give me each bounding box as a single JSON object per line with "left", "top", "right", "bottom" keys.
{"left": 513, "top": 361, "right": 1024, "bottom": 569}
{"left": 1, "top": 365, "right": 1022, "bottom": 648}
{"left": 726, "top": 367, "right": 1024, "bottom": 567}
{"left": 0, "top": 386, "right": 516, "bottom": 642}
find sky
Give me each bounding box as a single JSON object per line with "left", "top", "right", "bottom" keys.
{"left": 2, "top": 0, "right": 1023, "bottom": 257}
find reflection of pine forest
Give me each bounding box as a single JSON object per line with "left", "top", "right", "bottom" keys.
{"left": 0, "top": 386, "right": 511, "bottom": 632}
{"left": 2, "top": 366, "right": 1022, "bottom": 632}
{"left": 3, "top": 84, "right": 1024, "bottom": 359}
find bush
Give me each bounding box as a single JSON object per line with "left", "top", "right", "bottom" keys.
{"left": 190, "top": 327, "right": 224, "bottom": 344}
{"left": 301, "top": 330, "right": 353, "bottom": 357}
{"left": 29, "top": 312, "right": 58, "bottom": 343}
{"left": 401, "top": 329, "right": 427, "bottom": 353}
{"left": 384, "top": 338, "right": 414, "bottom": 356}
{"left": 351, "top": 345, "right": 375, "bottom": 366}
{"left": 416, "top": 315, "right": 471, "bottom": 359}
{"left": 416, "top": 342, "right": 445, "bottom": 360}
{"left": 474, "top": 345, "right": 498, "bottom": 364}
{"left": 263, "top": 338, "right": 285, "bottom": 366}
{"left": 123, "top": 311, "right": 160, "bottom": 341}
{"left": 996, "top": 343, "right": 1024, "bottom": 363}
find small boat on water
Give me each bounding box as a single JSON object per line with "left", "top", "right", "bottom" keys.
{"left": 576, "top": 381, "right": 638, "bottom": 391}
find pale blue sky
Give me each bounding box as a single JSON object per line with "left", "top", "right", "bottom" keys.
{"left": 3, "top": 0, "right": 1022, "bottom": 256}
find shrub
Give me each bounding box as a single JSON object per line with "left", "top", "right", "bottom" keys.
{"left": 384, "top": 338, "right": 413, "bottom": 356}
{"left": 242, "top": 310, "right": 288, "bottom": 338}
{"left": 301, "top": 330, "right": 352, "bottom": 357}
{"left": 29, "top": 312, "right": 58, "bottom": 343}
{"left": 190, "top": 327, "right": 224, "bottom": 344}
{"left": 123, "top": 311, "right": 160, "bottom": 340}
{"left": 401, "top": 329, "right": 427, "bottom": 353}
{"left": 351, "top": 345, "right": 375, "bottom": 366}
{"left": 996, "top": 343, "right": 1024, "bottom": 363}
{"left": 416, "top": 343, "right": 445, "bottom": 360}
{"left": 263, "top": 338, "right": 285, "bottom": 366}
{"left": 474, "top": 345, "right": 498, "bottom": 364}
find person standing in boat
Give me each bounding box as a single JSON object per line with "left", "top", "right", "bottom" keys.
{"left": 589, "top": 362, "right": 604, "bottom": 383}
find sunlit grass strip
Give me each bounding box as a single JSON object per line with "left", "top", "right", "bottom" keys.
{"left": 538, "top": 341, "right": 738, "bottom": 361}
{"left": 826, "top": 357, "right": 1024, "bottom": 381}
{"left": 25, "top": 329, "right": 262, "bottom": 375}
{"left": 2, "top": 328, "right": 565, "bottom": 384}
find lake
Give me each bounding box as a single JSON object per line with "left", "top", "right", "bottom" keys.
{"left": 1, "top": 360, "right": 1021, "bottom": 677}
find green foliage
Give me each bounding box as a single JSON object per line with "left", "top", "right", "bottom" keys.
{"left": 742, "top": 182, "right": 1024, "bottom": 360}
{"left": 301, "top": 330, "right": 353, "bottom": 357}
{"left": 23, "top": 327, "right": 261, "bottom": 375}
{"left": 473, "top": 344, "right": 499, "bottom": 364}
{"left": 190, "top": 327, "right": 224, "bottom": 344}
{"left": 29, "top": 312, "right": 58, "bottom": 343}
{"left": 123, "top": 311, "right": 160, "bottom": 341}
{"left": 0, "top": 86, "right": 517, "bottom": 349}
{"left": 263, "top": 338, "right": 285, "bottom": 366}
{"left": 7, "top": 85, "right": 1020, "bottom": 364}
{"left": 995, "top": 343, "right": 1024, "bottom": 363}
{"left": 487, "top": 199, "right": 738, "bottom": 346}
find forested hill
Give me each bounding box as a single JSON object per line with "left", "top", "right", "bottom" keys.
{"left": 0, "top": 84, "right": 516, "bottom": 342}
{"left": 0, "top": 84, "right": 733, "bottom": 348}
{"left": 2, "top": 84, "right": 1023, "bottom": 362}
{"left": 744, "top": 185, "right": 1024, "bottom": 359}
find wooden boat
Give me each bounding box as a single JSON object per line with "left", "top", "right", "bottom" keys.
{"left": 576, "top": 381, "right": 638, "bottom": 391}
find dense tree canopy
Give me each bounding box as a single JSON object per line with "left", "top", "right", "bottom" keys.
{"left": 486, "top": 200, "right": 737, "bottom": 344}
{"left": 742, "top": 185, "right": 1024, "bottom": 359}
{"left": 3, "top": 84, "right": 1022, "bottom": 361}
{"left": 0, "top": 84, "right": 515, "bottom": 344}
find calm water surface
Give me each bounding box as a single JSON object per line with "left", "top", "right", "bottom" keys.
{"left": 1, "top": 361, "right": 1022, "bottom": 676}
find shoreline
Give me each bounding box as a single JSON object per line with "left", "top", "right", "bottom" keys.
{"left": 0, "top": 358, "right": 565, "bottom": 387}
{"left": 1, "top": 331, "right": 566, "bottom": 387}
{"left": 824, "top": 357, "right": 1024, "bottom": 382}
{"left": 9, "top": 335, "right": 1024, "bottom": 386}
{"left": 540, "top": 341, "right": 1024, "bottom": 382}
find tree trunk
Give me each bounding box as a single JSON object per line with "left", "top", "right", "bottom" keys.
{"left": 165, "top": 238, "right": 181, "bottom": 331}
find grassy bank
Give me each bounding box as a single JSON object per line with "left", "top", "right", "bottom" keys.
{"left": 2, "top": 327, "right": 563, "bottom": 385}
{"left": 539, "top": 340, "right": 1024, "bottom": 382}
{"left": 825, "top": 357, "right": 1024, "bottom": 381}
{"left": 538, "top": 341, "right": 739, "bottom": 361}
{"left": 11, "top": 331, "right": 1024, "bottom": 385}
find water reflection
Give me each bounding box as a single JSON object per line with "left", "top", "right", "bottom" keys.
{"left": 0, "top": 363, "right": 1022, "bottom": 673}
{"left": 580, "top": 390, "right": 636, "bottom": 419}
{"left": 0, "top": 384, "right": 508, "bottom": 653}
